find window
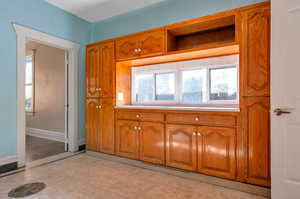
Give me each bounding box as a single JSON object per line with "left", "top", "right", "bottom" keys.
{"left": 132, "top": 55, "right": 239, "bottom": 105}
{"left": 25, "top": 51, "right": 35, "bottom": 113}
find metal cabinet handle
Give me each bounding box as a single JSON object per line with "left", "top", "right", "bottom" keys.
{"left": 138, "top": 127, "right": 142, "bottom": 131}
{"left": 133, "top": 126, "right": 138, "bottom": 130}
{"left": 195, "top": 117, "right": 199, "bottom": 121}
{"left": 197, "top": 132, "right": 201, "bottom": 136}
{"left": 193, "top": 132, "right": 197, "bottom": 136}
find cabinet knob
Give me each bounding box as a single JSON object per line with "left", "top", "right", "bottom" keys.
{"left": 138, "top": 48, "right": 142, "bottom": 52}
{"left": 134, "top": 126, "right": 138, "bottom": 130}
{"left": 96, "top": 88, "right": 102, "bottom": 91}
{"left": 134, "top": 49, "right": 138, "bottom": 52}
{"left": 138, "top": 127, "right": 142, "bottom": 131}
{"left": 193, "top": 132, "right": 197, "bottom": 136}
{"left": 96, "top": 105, "right": 102, "bottom": 109}
{"left": 197, "top": 132, "right": 201, "bottom": 136}
{"left": 195, "top": 117, "right": 199, "bottom": 121}
{"left": 136, "top": 114, "right": 140, "bottom": 118}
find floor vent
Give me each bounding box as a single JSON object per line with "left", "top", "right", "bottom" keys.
{"left": 8, "top": 182, "right": 46, "bottom": 198}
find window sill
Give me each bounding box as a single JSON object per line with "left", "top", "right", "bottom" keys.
{"left": 114, "top": 105, "right": 240, "bottom": 112}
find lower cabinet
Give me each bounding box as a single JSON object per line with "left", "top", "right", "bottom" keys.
{"left": 166, "top": 124, "right": 236, "bottom": 179}
{"left": 86, "top": 98, "right": 101, "bottom": 151}
{"left": 116, "top": 120, "right": 165, "bottom": 164}
{"left": 243, "top": 97, "right": 270, "bottom": 186}
{"left": 116, "top": 120, "right": 139, "bottom": 159}
{"left": 86, "top": 98, "right": 115, "bottom": 153}
{"left": 139, "top": 122, "right": 165, "bottom": 164}
{"left": 166, "top": 124, "right": 197, "bottom": 171}
{"left": 99, "top": 99, "right": 115, "bottom": 154}
{"left": 197, "top": 126, "right": 236, "bottom": 179}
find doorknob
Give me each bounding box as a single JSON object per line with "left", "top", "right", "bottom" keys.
{"left": 274, "top": 108, "right": 291, "bottom": 116}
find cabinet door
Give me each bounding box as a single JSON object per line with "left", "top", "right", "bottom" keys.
{"left": 139, "top": 122, "right": 165, "bottom": 165}
{"left": 86, "top": 46, "right": 101, "bottom": 98}
{"left": 86, "top": 98, "right": 101, "bottom": 151}
{"left": 99, "top": 99, "right": 115, "bottom": 154}
{"left": 244, "top": 97, "right": 270, "bottom": 186}
{"left": 139, "top": 29, "right": 165, "bottom": 57}
{"left": 116, "top": 36, "right": 140, "bottom": 61}
{"left": 100, "top": 42, "right": 115, "bottom": 98}
{"left": 197, "top": 126, "right": 236, "bottom": 180}
{"left": 166, "top": 124, "right": 197, "bottom": 171}
{"left": 116, "top": 120, "right": 139, "bottom": 159}
{"left": 241, "top": 5, "right": 270, "bottom": 97}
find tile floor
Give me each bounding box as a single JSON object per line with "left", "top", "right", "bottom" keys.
{"left": 26, "top": 135, "right": 65, "bottom": 163}
{"left": 0, "top": 154, "right": 267, "bottom": 199}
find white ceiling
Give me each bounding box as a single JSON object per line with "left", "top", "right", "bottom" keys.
{"left": 46, "top": 0, "right": 165, "bottom": 22}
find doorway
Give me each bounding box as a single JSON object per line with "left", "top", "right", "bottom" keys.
{"left": 25, "top": 41, "right": 67, "bottom": 163}
{"left": 14, "top": 24, "right": 80, "bottom": 167}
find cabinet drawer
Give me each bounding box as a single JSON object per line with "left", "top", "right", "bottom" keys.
{"left": 117, "top": 111, "right": 164, "bottom": 122}
{"left": 166, "top": 113, "right": 236, "bottom": 127}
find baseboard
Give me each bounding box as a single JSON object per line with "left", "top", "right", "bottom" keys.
{"left": 26, "top": 128, "right": 65, "bottom": 142}
{"left": 78, "top": 138, "right": 85, "bottom": 146}
{"left": 78, "top": 144, "right": 86, "bottom": 151}
{"left": 86, "top": 151, "right": 271, "bottom": 198}
{"left": 0, "top": 155, "right": 18, "bottom": 175}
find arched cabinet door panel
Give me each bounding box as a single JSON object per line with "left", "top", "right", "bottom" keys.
{"left": 166, "top": 124, "right": 197, "bottom": 171}
{"left": 86, "top": 47, "right": 101, "bottom": 98}
{"left": 139, "top": 122, "right": 165, "bottom": 165}
{"left": 116, "top": 120, "right": 139, "bottom": 159}
{"left": 197, "top": 126, "right": 236, "bottom": 180}
{"left": 241, "top": 5, "right": 270, "bottom": 97}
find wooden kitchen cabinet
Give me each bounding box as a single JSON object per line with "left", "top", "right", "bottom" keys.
{"left": 99, "top": 98, "right": 115, "bottom": 154}
{"left": 241, "top": 4, "right": 270, "bottom": 97}
{"left": 86, "top": 98, "right": 101, "bottom": 151}
{"left": 166, "top": 124, "right": 197, "bottom": 171}
{"left": 86, "top": 41, "right": 115, "bottom": 98}
{"left": 116, "top": 120, "right": 140, "bottom": 159}
{"left": 86, "top": 46, "right": 101, "bottom": 98}
{"left": 243, "top": 97, "right": 270, "bottom": 186}
{"left": 197, "top": 126, "right": 236, "bottom": 179}
{"left": 139, "top": 122, "right": 165, "bottom": 165}
{"left": 116, "top": 28, "right": 165, "bottom": 61}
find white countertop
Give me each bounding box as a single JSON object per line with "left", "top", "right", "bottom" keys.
{"left": 115, "top": 105, "right": 240, "bottom": 112}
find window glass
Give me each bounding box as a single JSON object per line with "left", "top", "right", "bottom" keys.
{"left": 135, "top": 74, "right": 154, "bottom": 103}
{"left": 155, "top": 73, "right": 175, "bottom": 101}
{"left": 26, "top": 58, "right": 33, "bottom": 84}
{"left": 181, "top": 69, "right": 207, "bottom": 103}
{"left": 209, "top": 67, "right": 237, "bottom": 101}
{"left": 25, "top": 85, "right": 33, "bottom": 112}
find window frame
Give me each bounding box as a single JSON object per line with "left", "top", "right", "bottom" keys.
{"left": 131, "top": 55, "right": 239, "bottom": 106}
{"left": 25, "top": 50, "right": 36, "bottom": 114}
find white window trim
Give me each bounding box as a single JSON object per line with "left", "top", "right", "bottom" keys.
{"left": 131, "top": 55, "right": 239, "bottom": 106}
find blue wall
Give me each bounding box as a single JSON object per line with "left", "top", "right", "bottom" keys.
{"left": 91, "top": 0, "right": 266, "bottom": 42}
{"left": 0, "top": 0, "right": 91, "bottom": 158}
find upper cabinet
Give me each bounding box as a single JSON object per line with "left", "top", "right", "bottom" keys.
{"left": 116, "top": 28, "right": 166, "bottom": 61}
{"left": 240, "top": 4, "right": 270, "bottom": 97}
{"left": 86, "top": 41, "right": 115, "bottom": 98}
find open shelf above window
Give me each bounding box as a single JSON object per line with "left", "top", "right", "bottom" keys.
{"left": 166, "top": 15, "right": 236, "bottom": 52}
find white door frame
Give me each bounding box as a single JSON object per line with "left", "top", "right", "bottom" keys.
{"left": 13, "top": 24, "right": 80, "bottom": 167}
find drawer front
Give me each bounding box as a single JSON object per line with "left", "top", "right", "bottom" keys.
{"left": 117, "top": 111, "right": 164, "bottom": 122}
{"left": 166, "top": 113, "right": 236, "bottom": 127}
{"left": 166, "top": 114, "right": 200, "bottom": 125}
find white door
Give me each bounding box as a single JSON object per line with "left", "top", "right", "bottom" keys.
{"left": 271, "top": 0, "right": 300, "bottom": 198}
